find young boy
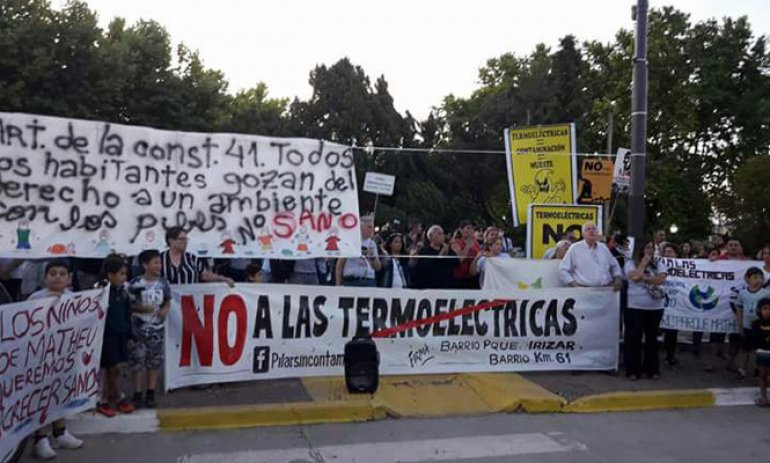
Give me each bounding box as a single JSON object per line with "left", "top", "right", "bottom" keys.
{"left": 28, "top": 260, "right": 83, "bottom": 460}
{"left": 750, "top": 298, "right": 770, "bottom": 406}
{"left": 735, "top": 267, "right": 770, "bottom": 378}
{"left": 96, "top": 255, "right": 136, "bottom": 417}
{"left": 128, "top": 250, "right": 171, "bottom": 408}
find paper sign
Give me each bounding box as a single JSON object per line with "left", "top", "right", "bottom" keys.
{"left": 363, "top": 172, "right": 396, "bottom": 196}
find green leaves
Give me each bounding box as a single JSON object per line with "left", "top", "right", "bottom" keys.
{"left": 1, "top": 2, "right": 768, "bottom": 248}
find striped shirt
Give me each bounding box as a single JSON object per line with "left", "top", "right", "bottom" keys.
{"left": 160, "top": 250, "right": 208, "bottom": 284}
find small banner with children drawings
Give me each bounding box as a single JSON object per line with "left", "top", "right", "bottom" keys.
{"left": 0, "top": 112, "right": 361, "bottom": 259}
{"left": 0, "top": 288, "right": 108, "bottom": 458}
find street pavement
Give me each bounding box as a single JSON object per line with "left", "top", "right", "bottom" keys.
{"left": 124, "top": 341, "right": 756, "bottom": 410}
{"left": 36, "top": 406, "right": 769, "bottom": 463}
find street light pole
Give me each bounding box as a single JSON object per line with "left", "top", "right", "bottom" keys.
{"left": 629, "top": 0, "right": 649, "bottom": 246}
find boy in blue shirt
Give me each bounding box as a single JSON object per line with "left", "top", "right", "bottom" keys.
{"left": 128, "top": 249, "right": 171, "bottom": 408}
{"left": 735, "top": 267, "right": 770, "bottom": 378}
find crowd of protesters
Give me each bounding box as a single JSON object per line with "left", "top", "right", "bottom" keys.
{"left": 3, "top": 220, "right": 770, "bottom": 459}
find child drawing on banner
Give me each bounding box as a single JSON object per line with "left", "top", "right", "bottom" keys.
{"left": 93, "top": 229, "right": 113, "bottom": 254}
{"left": 142, "top": 230, "right": 157, "bottom": 250}
{"left": 219, "top": 231, "right": 236, "bottom": 254}
{"left": 258, "top": 228, "right": 274, "bottom": 253}
{"left": 197, "top": 242, "right": 210, "bottom": 256}
{"left": 47, "top": 242, "right": 76, "bottom": 255}
{"left": 16, "top": 220, "right": 31, "bottom": 250}
{"left": 293, "top": 226, "right": 311, "bottom": 255}
{"left": 325, "top": 227, "right": 342, "bottom": 255}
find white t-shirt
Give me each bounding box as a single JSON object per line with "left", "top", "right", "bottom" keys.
{"left": 624, "top": 261, "right": 666, "bottom": 310}
{"left": 391, "top": 259, "right": 406, "bottom": 288}
{"left": 342, "top": 238, "right": 378, "bottom": 279}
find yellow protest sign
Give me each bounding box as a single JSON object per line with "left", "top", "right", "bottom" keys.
{"left": 526, "top": 204, "right": 602, "bottom": 259}
{"left": 505, "top": 123, "right": 577, "bottom": 226}
{"left": 578, "top": 157, "right": 614, "bottom": 204}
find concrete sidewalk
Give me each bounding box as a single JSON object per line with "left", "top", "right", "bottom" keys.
{"left": 70, "top": 347, "right": 764, "bottom": 434}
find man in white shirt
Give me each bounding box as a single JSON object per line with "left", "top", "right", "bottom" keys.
{"left": 559, "top": 222, "right": 623, "bottom": 291}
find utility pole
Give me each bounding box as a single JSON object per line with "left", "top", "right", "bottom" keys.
{"left": 604, "top": 108, "right": 614, "bottom": 233}
{"left": 628, "top": 0, "right": 649, "bottom": 246}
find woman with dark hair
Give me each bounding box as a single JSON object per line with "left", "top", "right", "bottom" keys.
{"left": 624, "top": 241, "right": 668, "bottom": 380}
{"left": 680, "top": 242, "right": 693, "bottom": 259}
{"left": 378, "top": 233, "right": 410, "bottom": 288}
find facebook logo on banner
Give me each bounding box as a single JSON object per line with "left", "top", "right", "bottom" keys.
{"left": 253, "top": 346, "right": 271, "bottom": 373}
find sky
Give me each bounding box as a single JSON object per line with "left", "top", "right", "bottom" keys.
{"left": 53, "top": 0, "right": 770, "bottom": 120}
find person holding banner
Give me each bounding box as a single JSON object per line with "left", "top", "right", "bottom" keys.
{"left": 451, "top": 220, "right": 481, "bottom": 289}
{"left": 470, "top": 236, "right": 511, "bottom": 287}
{"left": 660, "top": 242, "right": 683, "bottom": 368}
{"left": 336, "top": 215, "right": 381, "bottom": 287}
{"left": 28, "top": 260, "right": 84, "bottom": 460}
{"left": 160, "top": 227, "right": 234, "bottom": 286}
{"left": 558, "top": 223, "right": 623, "bottom": 291}
{"left": 378, "top": 233, "right": 410, "bottom": 288}
{"left": 624, "top": 242, "right": 667, "bottom": 380}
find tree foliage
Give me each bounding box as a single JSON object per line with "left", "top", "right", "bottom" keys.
{"left": 1, "top": 1, "right": 769, "bottom": 248}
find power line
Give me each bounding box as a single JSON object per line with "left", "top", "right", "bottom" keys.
{"left": 350, "top": 145, "right": 617, "bottom": 157}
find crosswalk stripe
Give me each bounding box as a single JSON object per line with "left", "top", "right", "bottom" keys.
{"left": 177, "top": 432, "right": 586, "bottom": 463}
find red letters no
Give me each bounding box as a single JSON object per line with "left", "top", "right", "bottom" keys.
{"left": 217, "top": 295, "right": 248, "bottom": 366}
{"left": 179, "top": 295, "right": 214, "bottom": 367}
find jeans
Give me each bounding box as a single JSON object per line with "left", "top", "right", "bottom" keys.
{"left": 663, "top": 329, "right": 678, "bottom": 361}
{"left": 288, "top": 272, "right": 319, "bottom": 286}
{"left": 624, "top": 308, "right": 664, "bottom": 377}
{"left": 343, "top": 277, "right": 376, "bottom": 287}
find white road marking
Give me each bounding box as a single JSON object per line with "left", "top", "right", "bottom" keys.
{"left": 710, "top": 387, "right": 757, "bottom": 406}
{"left": 177, "top": 432, "right": 586, "bottom": 463}
{"left": 67, "top": 409, "right": 159, "bottom": 435}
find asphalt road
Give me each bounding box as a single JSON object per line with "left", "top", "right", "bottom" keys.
{"left": 25, "top": 407, "right": 770, "bottom": 463}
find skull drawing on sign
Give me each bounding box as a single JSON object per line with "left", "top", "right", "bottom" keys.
{"left": 535, "top": 169, "right": 553, "bottom": 193}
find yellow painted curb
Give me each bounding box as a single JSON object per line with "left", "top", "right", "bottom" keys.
{"left": 459, "top": 373, "right": 566, "bottom": 413}
{"left": 157, "top": 400, "right": 385, "bottom": 431}
{"left": 563, "top": 389, "right": 716, "bottom": 413}
{"left": 303, "top": 374, "right": 495, "bottom": 418}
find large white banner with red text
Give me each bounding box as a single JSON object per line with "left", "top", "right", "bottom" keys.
{"left": 165, "top": 284, "right": 619, "bottom": 389}
{"left": 0, "top": 112, "right": 360, "bottom": 259}
{"left": 0, "top": 289, "right": 108, "bottom": 459}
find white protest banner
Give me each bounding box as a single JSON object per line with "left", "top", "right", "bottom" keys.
{"left": 165, "top": 284, "right": 619, "bottom": 389}
{"left": 0, "top": 112, "right": 360, "bottom": 259}
{"left": 482, "top": 258, "right": 564, "bottom": 291}
{"left": 0, "top": 289, "right": 108, "bottom": 458}
{"left": 659, "top": 258, "right": 755, "bottom": 333}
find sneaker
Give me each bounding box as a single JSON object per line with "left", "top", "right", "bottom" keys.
{"left": 145, "top": 391, "right": 157, "bottom": 409}
{"left": 132, "top": 392, "right": 143, "bottom": 410}
{"left": 33, "top": 438, "right": 57, "bottom": 460}
{"left": 52, "top": 430, "right": 83, "bottom": 450}
{"left": 96, "top": 402, "right": 117, "bottom": 418}
{"left": 117, "top": 399, "right": 135, "bottom": 414}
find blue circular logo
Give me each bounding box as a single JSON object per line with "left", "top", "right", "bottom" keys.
{"left": 688, "top": 285, "right": 719, "bottom": 311}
